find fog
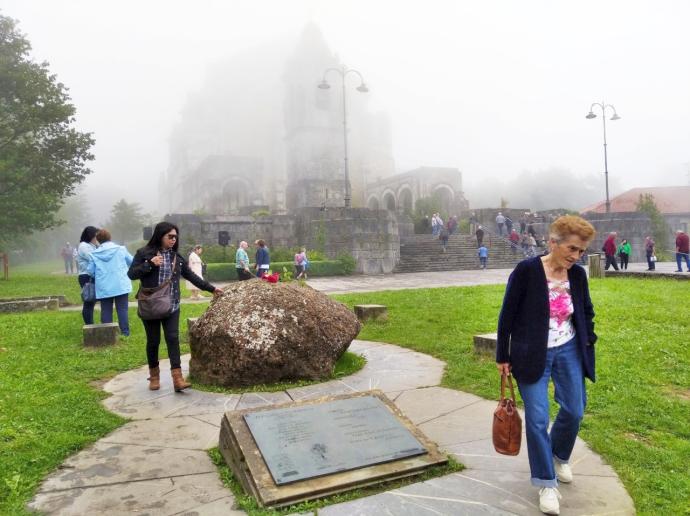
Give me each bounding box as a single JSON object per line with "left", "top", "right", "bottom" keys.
{"left": 4, "top": 0, "right": 690, "bottom": 221}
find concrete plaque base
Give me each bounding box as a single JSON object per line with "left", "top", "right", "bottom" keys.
{"left": 473, "top": 332, "right": 497, "bottom": 354}
{"left": 219, "top": 390, "right": 447, "bottom": 507}
{"left": 83, "top": 323, "right": 119, "bottom": 347}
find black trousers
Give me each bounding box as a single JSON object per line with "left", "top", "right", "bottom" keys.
{"left": 605, "top": 254, "right": 619, "bottom": 270}
{"left": 619, "top": 253, "right": 629, "bottom": 269}
{"left": 143, "top": 309, "right": 181, "bottom": 369}
{"left": 237, "top": 268, "right": 252, "bottom": 281}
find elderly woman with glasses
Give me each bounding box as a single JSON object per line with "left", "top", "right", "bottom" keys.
{"left": 128, "top": 222, "right": 223, "bottom": 392}
{"left": 496, "top": 215, "right": 597, "bottom": 515}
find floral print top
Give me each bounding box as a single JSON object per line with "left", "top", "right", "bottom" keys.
{"left": 547, "top": 279, "right": 575, "bottom": 347}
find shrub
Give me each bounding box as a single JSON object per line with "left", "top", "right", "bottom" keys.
{"left": 336, "top": 253, "right": 357, "bottom": 274}
{"left": 205, "top": 260, "right": 353, "bottom": 282}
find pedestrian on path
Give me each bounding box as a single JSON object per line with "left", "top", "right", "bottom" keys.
{"left": 60, "top": 242, "right": 74, "bottom": 274}
{"left": 87, "top": 229, "right": 133, "bottom": 336}
{"left": 602, "top": 232, "right": 619, "bottom": 271}
{"left": 674, "top": 230, "right": 689, "bottom": 272}
{"left": 617, "top": 239, "right": 631, "bottom": 270}
{"left": 128, "top": 222, "right": 223, "bottom": 392}
{"left": 496, "top": 215, "right": 597, "bottom": 516}
{"left": 478, "top": 245, "right": 488, "bottom": 269}
{"left": 235, "top": 241, "right": 252, "bottom": 280}
{"left": 77, "top": 226, "right": 100, "bottom": 324}
{"left": 254, "top": 239, "right": 270, "bottom": 278}
{"left": 294, "top": 247, "right": 308, "bottom": 279}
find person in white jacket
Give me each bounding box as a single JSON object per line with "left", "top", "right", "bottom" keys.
{"left": 186, "top": 245, "right": 204, "bottom": 299}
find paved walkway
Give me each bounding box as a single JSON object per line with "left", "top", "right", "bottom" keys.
{"left": 29, "top": 340, "right": 634, "bottom": 515}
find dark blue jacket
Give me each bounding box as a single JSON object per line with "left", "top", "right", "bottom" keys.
{"left": 496, "top": 257, "right": 597, "bottom": 383}
{"left": 255, "top": 246, "right": 270, "bottom": 268}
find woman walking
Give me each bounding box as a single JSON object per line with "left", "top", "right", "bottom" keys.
{"left": 254, "top": 239, "right": 270, "bottom": 278}
{"left": 128, "top": 222, "right": 222, "bottom": 392}
{"left": 76, "top": 226, "right": 99, "bottom": 324}
{"left": 87, "top": 229, "right": 133, "bottom": 336}
{"left": 496, "top": 215, "right": 597, "bottom": 515}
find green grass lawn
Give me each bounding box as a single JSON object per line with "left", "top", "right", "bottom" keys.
{"left": 334, "top": 278, "right": 690, "bottom": 516}
{"left": 1, "top": 268, "right": 688, "bottom": 515}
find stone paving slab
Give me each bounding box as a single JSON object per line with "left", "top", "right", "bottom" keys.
{"left": 36, "top": 442, "right": 217, "bottom": 491}
{"left": 29, "top": 472, "right": 241, "bottom": 516}
{"left": 100, "top": 416, "right": 219, "bottom": 450}
{"left": 29, "top": 341, "right": 634, "bottom": 515}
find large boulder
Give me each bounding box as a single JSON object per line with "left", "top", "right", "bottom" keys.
{"left": 189, "top": 280, "right": 361, "bottom": 387}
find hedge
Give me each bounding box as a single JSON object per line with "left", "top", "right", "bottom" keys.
{"left": 205, "top": 260, "right": 352, "bottom": 282}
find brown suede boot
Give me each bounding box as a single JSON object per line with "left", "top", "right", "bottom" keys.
{"left": 171, "top": 368, "right": 191, "bottom": 392}
{"left": 147, "top": 367, "right": 160, "bottom": 391}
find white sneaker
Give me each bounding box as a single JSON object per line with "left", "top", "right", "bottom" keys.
{"left": 539, "top": 487, "right": 562, "bottom": 515}
{"left": 554, "top": 460, "right": 573, "bottom": 483}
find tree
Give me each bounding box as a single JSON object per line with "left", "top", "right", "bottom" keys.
{"left": 106, "top": 199, "right": 148, "bottom": 244}
{"left": 636, "top": 193, "right": 669, "bottom": 259}
{"left": 0, "top": 15, "right": 94, "bottom": 248}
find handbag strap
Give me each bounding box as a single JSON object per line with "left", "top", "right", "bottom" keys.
{"left": 500, "top": 373, "right": 517, "bottom": 402}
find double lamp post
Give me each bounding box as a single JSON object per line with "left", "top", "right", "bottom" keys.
{"left": 585, "top": 101, "right": 621, "bottom": 214}
{"left": 318, "top": 67, "right": 369, "bottom": 209}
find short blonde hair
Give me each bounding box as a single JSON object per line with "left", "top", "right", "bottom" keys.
{"left": 95, "top": 228, "right": 111, "bottom": 244}
{"left": 549, "top": 215, "right": 596, "bottom": 243}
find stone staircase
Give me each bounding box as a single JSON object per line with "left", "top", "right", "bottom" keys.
{"left": 394, "top": 233, "right": 524, "bottom": 273}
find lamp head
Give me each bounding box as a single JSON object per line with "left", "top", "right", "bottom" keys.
{"left": 610, "top": 113, "right": 621, "bottom": 121}
{"left": 585, "top": 112, "right": 597, "bottom": 119}
{"left": 356, "top": 83, "right": 369, "bottom": 93}
{"left": 317, "top": 80, "right": 330, "bottom": 90}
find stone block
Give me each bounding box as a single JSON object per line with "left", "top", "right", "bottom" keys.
{"left": 0, "top": 297, "right": 60, "bottom": 313}
{"left": 473, "top": 332, "right": 497, "bottom": 354}
{"left": 354, "top": 304, "right": 388, "bottom": 322}
{"left": 83, "top": 323, "right": 119, "bottom": 347}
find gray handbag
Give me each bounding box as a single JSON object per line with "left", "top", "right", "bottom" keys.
{"left": 136, "top": 256, "right": 176, "bottom": 320}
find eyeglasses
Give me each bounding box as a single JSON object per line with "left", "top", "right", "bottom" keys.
{"left": 165, "top": 234, "right": 178, "bottom": 240}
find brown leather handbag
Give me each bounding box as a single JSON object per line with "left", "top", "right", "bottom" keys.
{"left": 492, "top": 373, "right": 522, "bottom": 455}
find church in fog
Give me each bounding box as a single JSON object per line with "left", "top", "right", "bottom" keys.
{"left": 159, "top": 24, "right": 466, "bottom": 217}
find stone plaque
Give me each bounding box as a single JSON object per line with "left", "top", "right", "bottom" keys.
{"left": 219, "top": 390, "right": 448, "bottom": 507}
{"left": 244, "top": 395, "right": 426, "bottom": 484}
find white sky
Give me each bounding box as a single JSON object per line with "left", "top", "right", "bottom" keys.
{"left": 4, "top": 0, "right": 690, "bottom": 218}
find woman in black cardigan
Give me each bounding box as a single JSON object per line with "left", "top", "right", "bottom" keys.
{"left": 128, "top": 222, "right": 222, "bottom": 392}
{"left": 496, "top": 215, "right": 597, "bottom": 515}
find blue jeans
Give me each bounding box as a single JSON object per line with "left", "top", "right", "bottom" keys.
{"left": 100, "top": 293, "right": 130, "bottom": 336}
{"left": 676, "top": 252, "right": 690, "bottom": 271}
{"left": 517, "top": 337, "right": 586, "bottom": 487}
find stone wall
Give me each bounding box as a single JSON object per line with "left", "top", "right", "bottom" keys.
{"left": 294, "top": 207, "right": 399, "bottom": 274}
{"left": 166, "top": 207, "right": 400, "bottom": 274}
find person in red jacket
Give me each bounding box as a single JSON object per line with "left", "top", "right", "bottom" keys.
{"left": 602, "top": 232, "right": 619, "bottom": 271}
{"left": 675, "top": 230, "right": 690, "bottom": 272}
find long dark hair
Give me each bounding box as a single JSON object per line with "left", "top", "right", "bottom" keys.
{"left": 146, "top": 222, "right": 180, "bottom": 252}
{"left": 79, "top": 226, "right": 99, "bottom": 243}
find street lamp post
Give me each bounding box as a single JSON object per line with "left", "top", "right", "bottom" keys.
{"left": 318, "top": 66, "right": 369, "bottom": 208}
{"left": 586, "top": 101, "right": 621, "bottom": 214}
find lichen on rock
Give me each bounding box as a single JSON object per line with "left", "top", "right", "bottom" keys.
{"left": 189, "top": 280, "right": 361, "bottom": 387}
